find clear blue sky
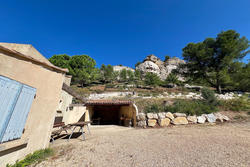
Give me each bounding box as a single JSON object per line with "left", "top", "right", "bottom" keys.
{"left": 1, "top": 0, "right": 250, "bottom": 67}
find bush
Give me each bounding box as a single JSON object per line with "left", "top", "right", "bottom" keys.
{"left": 7, "top": 148, "right": 54, "bottom": 167}
{"left": 144, "top": 72, "right": 161, "bottom": 86}
{"left": 201, "top": 87, "right": 218, "bottom": 106}
{"left": 144, "top": 104, "right": 164, "bottom": 113}
{"left": 165, "top": 100, "right": 217, "bottom": 116}
{"left": 219, "top": 97, "right": 250, "bottom": 112}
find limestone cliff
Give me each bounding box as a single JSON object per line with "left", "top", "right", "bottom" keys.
{"left": 136, "top": 54, "right": 185, "bottom": 80}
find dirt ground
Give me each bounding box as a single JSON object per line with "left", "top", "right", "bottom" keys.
{"left": 38, "top": 121, "right": 250, "bottom": 167}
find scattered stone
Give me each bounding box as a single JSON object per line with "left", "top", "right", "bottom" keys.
{"left": 137, "top": 113, "right": 146, "bottom": 121}
{"left": 147, "top": 119, "right": 157, "bottom": 127}
{"left": 137, "top": 121, "right": 147, "bottom": 127}
{"left": 147, "top": 113, "right": 154, "bottom": 119}
{"left": 165, "top": 112, "right": 174, "bottom": 120}
{"left": 158, "top": 118, "right": 171, "bottom": 127}
{"left": 197, "top": 116, "right": 206, "bottom": 124}
{"left": 173, "top": 117, "right": 188, "bottom": 125}
{"left": 187, "top": 116, "right": 197, "bottom": 123}
{"left": 205, "top": 113, "right": 216, "bottom": 123}
{"left": 173, "top": 113, "right": 187, "bottom": 117}
{"left": 158, "top": 112, "right": 165, "bottom": 119}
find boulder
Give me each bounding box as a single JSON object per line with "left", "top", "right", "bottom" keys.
{"left": 158, "top": 118, "right": 171, "bottom": 127}
{"left": 197, "top": 116, "right": 206, "bottom": 124}
{"left": 214, "top": 113, "right": 230, "bottom": 122}
{"left": 147, "top": 113, "right": 154, "bottom": 119}
{"left": 173, "top": 117, "right": 188, "bottom": 125}
{"left": 153, "top": 113, "right": 158, "bottom": 119}
{"left": 158, "top": 112, "right": 166, "bottom": 119}
{"left": 147, "top": 119, "right": 157, "bottom": 127}
{"left": 173, "top": 113, "right": 187, "bottom": 117}
{"left": 222, "top": 115, "right": 230, "bottom": 121}
{"left": 165, "top": 112, "right": 174, "bottom": 120}
{"left": 137, "top": 113, "right": 146, "bottom": 121}
{"left": 187, "top": 116, "right": 197, "bottom": 123}
{"left": 137, "top": 121, "right": 147, "bottom": 127}
{"left": 205, "top": 113, "right": 216, "bottom": 123}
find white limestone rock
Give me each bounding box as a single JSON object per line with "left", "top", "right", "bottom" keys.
{"left": 197, "top": 116, "right": 206, "bottom": 124}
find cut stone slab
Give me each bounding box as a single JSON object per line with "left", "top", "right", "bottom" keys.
{"left": 173, "top": 117, "right": 188, "bottom": 125}
{"left": 206, "top": 113, "right": 216, "bottom": 123}
{"left": 165, "top": 112, "right": 174, "bottom": 120}
{"left": 187, "top": 116, "right": 197, "bottom": 123}
{"left": 137, "top": 121, "right": 147, "bottom": 127}
{"left": 147, "top": 119, "right": 157, "bottom": 127}
{"left": 137, "top": 113, "right": 146, "bottom": 121}
{"left": 158, "top": 118, "right": 170, "bottom": 127}
{"left": 197, "top": 116, "right": 206, "bottom": 124}
{"left": 173, "top": 113, "right": 187, "bottom": 117}
{"left": 153, "top": 113, "right": 158, "bottom": 119}
{"left": 158, "top": 112, "right": 166, "bottom": 119}
{"left": 147, "top": 113, "right": 154, "bottom": 119}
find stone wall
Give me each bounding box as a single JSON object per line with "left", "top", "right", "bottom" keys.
{"left": 137, "top": 112, "right": 230, "bottom": 128}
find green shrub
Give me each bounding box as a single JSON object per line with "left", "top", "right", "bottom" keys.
{"left": 219, "top": 97, "right": 250, "bottom": 112}
{"left": 201, "top": 87, "right": 218, "bottom": 106}
{"left": 6, "top": 148, "right": 53, "bottom": 167}
{"left": 144, "top": 104, "right": 164, "bottom": 113}
{"left": 165, "top": 100, "right": 217, "bottom": 116}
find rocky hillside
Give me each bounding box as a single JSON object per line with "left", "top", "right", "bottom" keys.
{"left": 136, "top": 54, "right": 185, "bottom": 80}
{"left": 113, "top": 65, "right": 135, "bottom": 72}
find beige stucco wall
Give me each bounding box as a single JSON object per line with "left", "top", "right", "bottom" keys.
{"left": 63, "top": 105, "right": 88, "bottom": 124}
{"left": 120, "top": 105, "right": 137, "bottom": 126}
{"left": 57, "top": 90, "right": 73, "bottom": 118}
{"left": 0, "top": 52, "right": 65, "bottom": 166}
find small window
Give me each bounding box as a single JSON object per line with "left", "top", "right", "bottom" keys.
{"left": 0, "top": 76, "right": 36, "bottom": 143}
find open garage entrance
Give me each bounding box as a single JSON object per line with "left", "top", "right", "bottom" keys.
{"left": 85, "top": 100, "right": 137, "bottom": 127}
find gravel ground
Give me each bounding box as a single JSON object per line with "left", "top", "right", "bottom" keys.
{"left": 38, "top": 122, "right": 250, "bottom": 167}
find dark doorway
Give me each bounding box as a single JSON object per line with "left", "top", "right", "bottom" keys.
{"left": 91, "top": 105, "right": 121, "bottom": 125}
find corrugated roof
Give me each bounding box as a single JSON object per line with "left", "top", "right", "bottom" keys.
{"left": 85, "top": 100, "right": 132, "bottom": 106}
{"left": 0, "top": 43, "right": 68, "bottom": 73}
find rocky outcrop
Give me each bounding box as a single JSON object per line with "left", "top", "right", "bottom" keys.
{"left": 136, "top": 54, "right": 185, "bottom": 80}
{"left": 113, "top": 65, "right": 135, "bottom": 72}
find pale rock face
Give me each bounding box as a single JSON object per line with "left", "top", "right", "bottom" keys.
{"left": 165, "top": 112, "right": 174, "bottom": 120}
{"left": 136, "top": 54, "right": 185, "bottom": 80}
{"left": 158, "top": 118, "right": 170, "bottom": 126}
{"left": 147, "top": 119, "right": 157, "bottom": 127}
{"left": 205, "top": 113, "right": 216, "bottom": 123}
{"left": 137, "top": 61, "right": 160, "bottom": 75}
{"left": 197, "top": 116, "right": 206, "bottom": 124}
{"left": 173, "top": 117, "right": 188, "bottom": 125}
{"left": 113, "top": 65, "right": 135, "bottom": 72}
{"left": 187, "top": 116, "right": 197, "bottom": 123}
{"left": 173, "top": 113, "right": 187, "bottom": 117}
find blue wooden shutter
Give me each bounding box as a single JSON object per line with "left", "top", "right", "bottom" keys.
{"left": 0, "top": 76, "right": 22, "bottom": 142}
{"left": 1, "top": 85, "right": 36, "bottom": 142}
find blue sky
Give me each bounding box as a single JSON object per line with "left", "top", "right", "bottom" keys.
{"left": 0, "top": 0, "right": 250, "bottom": 67}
